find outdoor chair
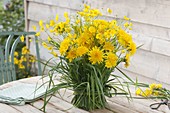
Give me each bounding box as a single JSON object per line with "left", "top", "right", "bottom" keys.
{"left": 0, "top": 32, "right": 42, "bottom": 85}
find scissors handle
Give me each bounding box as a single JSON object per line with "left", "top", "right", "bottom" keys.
{"left": 150, "top": 99, "right": 170, "bottom": 110}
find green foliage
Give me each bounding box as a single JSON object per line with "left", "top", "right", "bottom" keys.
{"left": 0, "top": 0, "right": 24, "bottom": 32}
{"left": 0, "top": 1, "right": 36, "bottom": 80}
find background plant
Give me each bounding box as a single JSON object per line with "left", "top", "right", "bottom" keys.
{"left": 0, "top": 0, "right": 37, "bottom": 79}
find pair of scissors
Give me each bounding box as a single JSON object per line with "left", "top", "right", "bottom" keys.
{"left": 150, "top": 99, "right": 170, "bottom": 110}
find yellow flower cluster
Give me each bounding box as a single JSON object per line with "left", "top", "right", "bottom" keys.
{"left": 36, "top": 4, "right": 136, "bottom": 68}
{"left": 136, "top": 83, "right": 163, "bottom": 97}
{"left": 14, "top": 46, "right": 36, "bottom": 69}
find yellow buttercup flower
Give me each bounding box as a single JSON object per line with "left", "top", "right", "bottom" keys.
{"left": 89, "top": 47, "right": 103, "bottom": 64}
{"left": 20, "top": 35, "right": 24, "bottom": 42}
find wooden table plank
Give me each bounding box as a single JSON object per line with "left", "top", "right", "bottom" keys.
{"left": 0, "top": 103, "right": 21, "bottom": 113}
{"left": 10, "top": 104, "right": 43, "bottom": 113}
{"left": 0, "top": 76, "right": 169, "bottom": 113}
{"left": 33, "top": 100, "right": 65, "bottom": 113}
{"left": 48, "top": 96, "right": 89, "bottom": 113}
{"left": 107, "top": 97, "right": 163, "bottom": 113}
{"left": 55, "top": 89, "right": 115, "bottom": 113}
{"left": 106, "top": 100, "right": 137, "bottom": 113}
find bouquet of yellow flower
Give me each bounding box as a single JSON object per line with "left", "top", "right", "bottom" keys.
{"left": 36, "top": 4, "right": 137, "bottom": 111}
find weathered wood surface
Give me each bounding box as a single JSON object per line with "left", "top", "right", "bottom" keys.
{"left": 0, "top": 76, "right": 168, "bottom": 113}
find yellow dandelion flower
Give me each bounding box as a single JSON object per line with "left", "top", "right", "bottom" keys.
{"left": 135, "top": 88, "right": 142, "bottom": 95}
{"left": 20, "top": 35, "right": 24, "bottom": 42}
{"left": 39, "top": 20, "right": 43, "bottom": 27}
{"left": 50, "top": 50, "right": 58, "bottom": 57}
{"left": 149, "top": 83, "right": 157, "bottom": 90}
{"left": 105, "top": 52, "right": 118, "bottom": 68}
{"left": 96, "top": 33, "right": 102, "bottom": 39}
{"left": 19, "top": 64, "right": 25, "bottom": 69}
{"left": 77, "top": 46, "right": 88, "bottom": 57}
{"left": 32, "top": 25, "right": 36, "bottom": 31}
{"left": 107, "top": 8, "right": 112, "bottom": 14}
{"left": 35, "top": 32, "right": 40, "bottom": 37}
{"left": 21, "top": 56, "right": 27, "bottom": 61}
{"left": 47, "top": 36, "right": 52, "bottom": 42}
{"left": 55, "top": 14, "right": 59, "bottom": 21}
{"left": 84, "top": 4, "right": 90, "bottom": 9}
{"left": 76, "top": 19, "right": 80, "bottom": 24}
{"left": 103, "top": 42, "right": 114, "bottom": 51}
{"left": 129, "top": 42, "right": 136, "bottom": 56}
{"left": 89, "top": 26, "right": 96, "bottom": 33}
{"left": 14, "top": 57, "right": 19, "bottom": 64}
{"left": 22, "top": 46, "right": 30, "bottom": 55}
{"left": 121, "top": 50, "right": 125, "bottom": 53}
{"left": 40, "top": 26, "right": 44, "bottom": 31}
{"left": 46, "top": 24, "right": 50, "bottom": 29}
{"left": 50, "top": 20, "right": 55, "bottom": 26}
{"left": 29, "top": 39, "right": 32, "bottom": 42}
{"left": 124, "top": 53, "right": 130, "bottom": 68}
{"left": 42, "top": 42, "right": 48, "bottom": 49}
{"left": 64, "top": 12, "right": 68, "bottom": 18}
{"left": 47, "top": 46, "right": 53, "bottom": 50}
{"left": 142, "top": 88, "right": 152, "bottom": 97}
{"left": 59, "top": 38, "right": 70, "bottom": 55}
{"left": 156, "top": 84, "right": 162, "bottom": 89}
{"left": 124, "top": 22, "right": 129, "bottom": 28}
{"left": 66, "top": 48, "right": 77, "bottom": 62}
{"left": 89, "top": 47, "right": 103, "bottom": 64}
{"left": 124, "top": 16, "right": 130, "bottom": 21}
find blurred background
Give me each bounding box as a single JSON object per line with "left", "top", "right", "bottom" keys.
{"left": 1, "top": 0, "right": 170, "bottom": 87}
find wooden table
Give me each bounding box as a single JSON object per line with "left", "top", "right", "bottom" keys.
{"left": 0, "top": 76, "right": 169, "bottom": 113}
